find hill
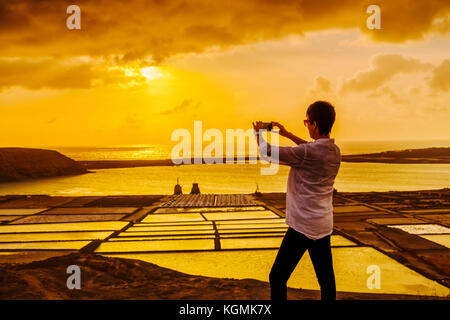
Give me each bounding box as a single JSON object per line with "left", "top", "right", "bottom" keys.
{"left": 342, "top": 147, "right": 450, "bottom": 164}
{"left": 0, "top": 148, "right": 88, "bottom": 182}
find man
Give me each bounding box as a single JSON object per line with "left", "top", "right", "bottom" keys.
{"left": 253, "top": 100, "right": 341, "bottom": 301}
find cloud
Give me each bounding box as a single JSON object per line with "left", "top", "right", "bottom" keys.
{"left": 2, "top": 1, "right": 450, "bottom": 92}
{"left": 368, "top": 86, "right": 409, "bottom": 104}
{"left": 309, "top": 76, "right": 332, "bottom": 95}
{"left": 47, "top": 117, "right": 58, "bottom": 124}
{"left": 429, "top": 59, "right": 450, "bottom": 91}
{"left": 159, "top": 99, "right": 200, "bottom": 115}
{"left": 0, "top": 57, "right": 144, "bottom": 90}
{"left": 366, "top": 2, "right": 450, "bottom": 42}
{"left": 341, "top": 54, "right": 433, "bottom": 93}
{"left": 1, "top": 0, "right": 450, "bottom": 64}
{"left": 432, "top": 16, "right": 450, "bottom": 34}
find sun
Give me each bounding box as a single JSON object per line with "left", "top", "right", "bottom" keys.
{"left": 140, "top": 66, "right": 164, "bottom": 81}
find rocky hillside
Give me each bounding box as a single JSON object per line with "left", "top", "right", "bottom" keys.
{"left": 0, "top": 148, "right": 88, "bottom": 182}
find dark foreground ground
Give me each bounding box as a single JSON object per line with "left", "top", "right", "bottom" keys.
{"left": 0, "top": 252, "right": 445, "bottom": 300}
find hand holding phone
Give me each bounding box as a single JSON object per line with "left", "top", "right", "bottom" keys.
{"left": 261, "top": 122, "right": 273, "bottom": 131}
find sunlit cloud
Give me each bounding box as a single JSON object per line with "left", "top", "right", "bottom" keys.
{"left": 0, "top": 57, "right": 151, "bottom": 91}
{"left": 159, "top": 99, "right": 201, "bottom": 115}
{"left": 0, "top": 1, "right": 449, "bottom": 146}
{"left": 309, "top": 76, "right": 333, "bottom": 95}
{"left": 430, "top": 59, "right": 450, "bottom": 91}
{"left": 140, "top": 67, "right": 164, "bottom": 81}
{"left": 341, "top": 54, "right": 434, "bottom": 93}
{"left": 1, "top": 0, "right": 450, "bottom": 63}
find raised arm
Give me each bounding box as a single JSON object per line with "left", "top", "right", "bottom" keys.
{"left": 271, "top": 121, "right": 307, "bottom": 145}
{"left": 253, "top": 121, "right": 307, "bottom": 167}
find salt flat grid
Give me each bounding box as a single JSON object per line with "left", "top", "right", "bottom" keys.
{"left": 0, "top": 192, "right": 448, "bottom": 297}
{"left": 0, "top": 203, "right": 142, "bottom": 252}
{"left": 202, "top": 210, "right": 280, "bottom": 221}
{"left": 0, "top": 216, "right": 24, "bottom": 223}
{"left": 0, "top": 198, "right": 447, "bottom": 252}
{"left": 94, "top": 205, "right": 360, "bottom": 254}
{"left": 133, "top": 221, "right": 214, "bottom": 226}
{"left": 43, "top": 207, "right": 139, "bottom": 215}
{"left": 385, "top": 223, "right": 450, "bottom": 249}
{"left": 94, "top": 205, "right": 285, "bottom": 253}
{"left": 0, "top": 198, "right": 279, "bottom": 252}
{"left": 0, "top": 221, "right": 129, "bottom": 233}
{"left": 0, "top": 241, "right": 92, "bottom": 250}
{"left": 140, "top": 213, "right": 206, "bottom": 223}
{"left": 0, "top": 208, "right": 48, "bottom": 215}
{"left": 419, "top": 234, "right": 450, "bottom": 248}
{"left": 10, "top": 214, "right": 127, "bottom": 224}
{"left": 0, "top": 202, "right": 446, "bottom": 254}
{"left": 127, "top": 224, "right": 214, "bottom": 231}
{"left": 388, "top": 224, "right": 450, "bottom": 235}
{"left": 96, "top": 238, "right": 217, "bottom": 253}
{"left": 161, "top": 194, "right": 256, "bottom": 208}
{"left": 333, "top": 205, "right": 377, "bottom": 213}
{"left": 367, "top": 217, "right": 427, "bottom": 225}
{"left": 0, "top": 231, "right": 114, "bottom": 242}
{"left": 119, "top": 230, "right": 217, "bottom": 236}
{"left": 110, "top": 235, "right": 216, "bottom": 241}
{"left": 154, "top": 206, "right": 267, "bottom": 214}
{"left": 215, "top": 223, "right": 287, "bottom": 229}
{"left": 334, "top": 191, "right": 450, "bottom": 283}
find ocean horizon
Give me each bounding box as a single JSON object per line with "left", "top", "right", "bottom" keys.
{"left": 42, "top": 138, "right": 450, "bottom": 161}
{"left": 0, "top": 138, "right": 449, "bottom": 196}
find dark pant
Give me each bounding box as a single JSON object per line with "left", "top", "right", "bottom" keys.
{"left": 269, "top": 227, "right": 336, "bottom": 301}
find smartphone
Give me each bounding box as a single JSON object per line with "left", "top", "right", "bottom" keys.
{"left": 262, "top": 122, "right": 273, "bottom": 130}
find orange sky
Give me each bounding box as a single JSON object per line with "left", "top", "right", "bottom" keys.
{"left": 0, "top": 0, "right": 449, "bottom": 147}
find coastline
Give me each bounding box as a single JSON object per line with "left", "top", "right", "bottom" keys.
{"left": 78, "top": 148, "right": 450, "bottom": 170}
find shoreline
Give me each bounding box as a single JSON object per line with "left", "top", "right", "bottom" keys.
{"left": 78, "top": 158, "right": 450, "bottom": 170}
{"left": 78, "top": 156, "right": 450, "bottom": 170}
{"left": 0, "top": 187, "right": 448, "bottom": 202}
{"left": 77, "top": 147, "right": 450, "bottom": 169}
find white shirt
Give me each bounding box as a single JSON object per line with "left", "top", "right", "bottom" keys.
{"left": 258, "top": 135, "right": 341, "bottom": 240}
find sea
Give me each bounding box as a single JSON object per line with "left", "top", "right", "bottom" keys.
{"left": 0, "top": 139, "right": 449, "bottom": 196}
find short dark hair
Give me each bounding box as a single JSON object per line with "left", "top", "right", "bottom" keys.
{"left": 306, "top": 101, "right": 336, "bottom": 135}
